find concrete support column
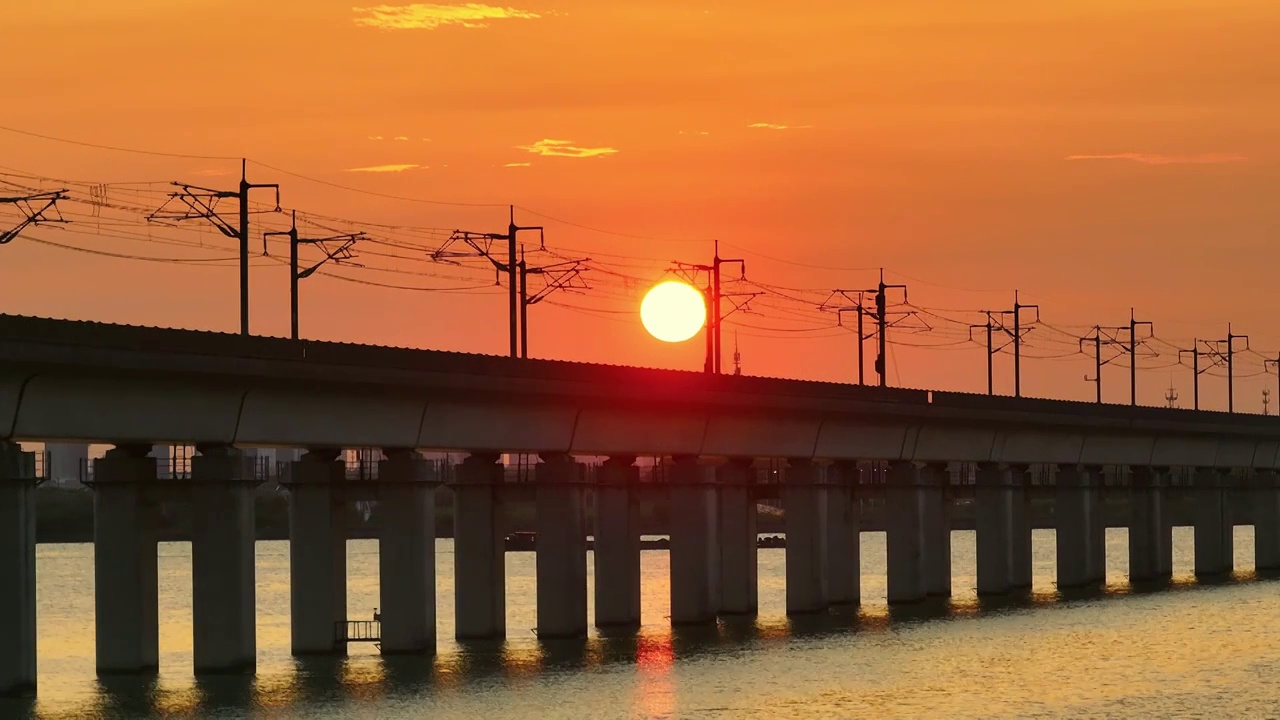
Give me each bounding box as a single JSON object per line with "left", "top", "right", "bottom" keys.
{"left": 0, "top": 443, "right": 37, "bottom": 696}
{"left": 668, "top": 455, "right": 717, "bottom": 626}
{"left": 594, "top": 456, "right": 641, "bottom": 629}
{"left": 824, "top": 461, "right": 860, "bottom": 607}
{"left": 1129, "top": 466, "right": 1172, "bottom": 583}
{"left": 919, "top": 462, "right": 951, "bottom": 597}
{"left": 1193, "top": 467, "right": 1233, "bottom": 577}
{"left": 1254, "top": 470, "right": 1280, "bottom": 572}
{"left": 886, "top": 461, "right": 926, "bottom": 604}
{"left": 784, "top": 458, "right": 827, "bottom": 614}
{"left": 454, "top": 453, "right": 505, "bottom": 640}
{"left": 92, "top": 444, "right": 160, "bottom": 674}
{"left": 377, "top": 449, "right": 436, "bottom": 654}
{"left": 288, "top": 448, "right": 347, "bottom": 655}
{"left": 717, "top": 457, "right": 758, "bottom": 615}
{"left": 1007, "top": 464, "right": 1033, "bottom": 590}
{"left": 191, "top": 445, "right": 256, "bottom": 673}
{"left": 1085, "top": 466, "right": 1107, "bottom": 585}
{"left": 1055, "top": 464, "right": 1095, "bottom": 589}
{"left": 535, "top": 453, "right": 587, "bottom": 639}
{"left": 975, "top": 462, "right": 1011, "bottom": 596}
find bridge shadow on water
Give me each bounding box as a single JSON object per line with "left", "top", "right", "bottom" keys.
{"left": 29, "top": 572, "right": 1280, "bottom": 718}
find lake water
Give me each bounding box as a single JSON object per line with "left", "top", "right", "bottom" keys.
{"left": 6, "top": 528, "right": 1280, "bottom": 719}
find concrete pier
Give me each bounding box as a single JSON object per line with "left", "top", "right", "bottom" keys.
{"left": 1254, "top": 470, "right": 1280, "bottom": 572}
{"left": 784, "top": 458, "right": 827, "bottom": 614}
{"left": 975, "top": 463, "right": 1011, "bottom": 596}
{"left": 886, "top": 461, "right": 925, "bottom": 604}
{"left": 919, "top": 462, "right": 951, "bottom": 597}
{"left": 594, "top": 456, "right": 642, "bottom": 629}
{"left": 668, "top": 455, "right": 717, "bottom": 626}
{"left": 454, "top": 453, "right": 506, "bottom": 640}
{"left": 0, "top": 443, "right": 37, "bottom": 696}
{"left": 377, "top": 449, "right": 436, "bottom": 653}
{"left": 288, "top": 448, "right": 347, "bottom": 655}
{"left": 1055, "top": 464, "right": 1096, "bottom": 589}
{"left": 535, "top": 453, "right": 587, "bottom": 639}
{"left": 1007, "top": 464, "right": 1033, "bottom": 590}
{"left": 92, "top": 445, "right": 160, "bottom": 673}
{"left": 717, "top": 458, "right": 758, "bottom": 615}
{"left": 824, "top": 461, "right": 860, "bottom": 607}
{"left": 190, "top": 445, "right": 256, "bottom": 673}
{"left": 1129, "top": 466, "right": 1172, "bottom": 583}
{"left": 1086, "top": 466, "right": 1107, "bottom": 585}
{"left": 1193, "top": 467, "right": 1233, "bottom": 577}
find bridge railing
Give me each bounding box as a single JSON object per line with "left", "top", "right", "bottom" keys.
{"left": 334, "top": 620, "right": 380, "bottom": 645}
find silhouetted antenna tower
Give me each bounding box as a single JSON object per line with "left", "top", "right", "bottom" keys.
{"left": 733, "top": 332, "right": 742, "bottom": 376}
{"left": 0, "top": 190, "right": 69, "bottom": 244}
{"left": 263, "top": 210, "right": 364, "bottom": 340}
{"left": 1165, "top": 379, "right": 1179, "bottom": 409}
{"left": 432, "top": 206, "right": 543, "bottom": 358}
{"left": 1266, "top": 353, "right": 1280, "bottom": 413}
{"left": 518, "top": 247, "right": 590, "bottom": 359}
{"left": 147, "top": 159, "right": 280, "bottom": 335}
{"left": 1265, "top": 388, "right": 1271, "bottom": 416}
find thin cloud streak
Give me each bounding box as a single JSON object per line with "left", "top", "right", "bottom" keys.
{"left": 343, "top": 163, "right": 424, "bottom": 173}
{"left": 748, "top": 122, "right": 813, "bottom": 130}
{"left": 503, "top": 161, "right": 532, "bottom": 167}
{"left": 353, "top": 3, "right": 540, "bottom": 30}
{"left": 1066, "top": 152, "right": 1248, "bottom": 165}
{"left": 517, "top": 139, "right": 618, "bottom": 159}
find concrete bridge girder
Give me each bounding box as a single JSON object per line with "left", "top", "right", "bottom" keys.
{"left": 911, "top": 426, "right": 999, "bottom": 464}
{"left": 13, "top": 375, "right": 241, "bottom": 445}
{"left": 569, "top": 408, "right": 706, "bottom": 457}
{"left": 1150, "top": 436, "right": 1219, "bottom": 468}
{"left": 1215, "top": 438, "right": 1259, "bottom": 469}
{"left": 235, "top": 389, "right": 423, "bottom": 448}
{"left": 1079, "top": 434, "right": 1156, "bottom": 467}
{"left": 0, "top": 373, "right": 29, "bottom": 439}
{"left": 811, "top": 421, "right": 914, "bottom": 461}
{"left": 701, "top": 414, "right": 821, "bottom": 459}
{"left": 418, "top": 401, "right": 576, "bottom": 454}
{"left": 993, "top": 430, "right": 1085, "bottom": 466}
{"left": 1252, "top": 441, "right": 1280, "bottom": 469}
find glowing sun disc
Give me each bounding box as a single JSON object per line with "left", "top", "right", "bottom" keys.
{"left": 641, "top": 280, "right": 707, "bottom": 343}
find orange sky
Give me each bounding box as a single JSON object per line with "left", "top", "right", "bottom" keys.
{"left": 1, "top": 0, "right": 1279, "bottom": 410}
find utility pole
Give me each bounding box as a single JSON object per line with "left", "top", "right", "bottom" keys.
{"left": 820, "top": 290, "right": 874, "bottom": 385}
{"left": 431, "top": 207, "right": 543, "bottom": 358}
{"left": 672, "top": 247, "right": 756, "bottom": 375}
{"left": 1126, "top": 308, "right": 1154, "bottom": 406}
{"left": 969, "top": 312, "right": 999, "bottom": 395}
{"left": 1208, "top": 324, "right": 1250, "bottom": 413}
{"left": 999, "top": 291, "right": 1039, "bottom": 398}
{"left": 149, "top": 160, "right": 280, "bottom": 335}
{"left": 517, "top": 248, "right": 589, "bottom": 359}
{"left": 1177, "top": 339, "right": 1215, "bottom": 411}
{"left": 0, "top": 190, "right": 68, "bottom": 244}
{"left": 262, "top": 211, "right": 363, "bottom": 340}
{"left": 1266, "top": 354, "right": 1280, "bottom": 414}
{"left": 871, "top": 270, "right": 908, "bottom": 387}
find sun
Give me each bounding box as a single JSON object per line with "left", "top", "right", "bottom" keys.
{"left": 640, "top": 281, "right": 706, "bottom": 343}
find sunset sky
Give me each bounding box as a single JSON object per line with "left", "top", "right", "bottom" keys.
{"left": 1, "top": 0, "right": 1278, "bottom": 409}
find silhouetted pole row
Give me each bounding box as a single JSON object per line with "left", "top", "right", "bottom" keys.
{"left": 0, "top": 190, "right": 67, "bottom": 244}
{"left": 820, "top": 290, "right": 873, "bottom": 385}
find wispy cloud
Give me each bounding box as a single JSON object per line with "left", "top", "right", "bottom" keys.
{"left": 353, "top": 3, "right": 540, "bottom": 30}
{"left": 679, "top": 130, "right": 710, "bottom": 136}
{"left": 343, "top": 163, "right": 424, "bottom": 173}
{"left": 516, "top": 139, "right": 618, "bottom": 159}
{"left": 394, "top": 136, "right": 409, "bottom": 141}
{"left": 1065, "top": 152, "right": 1248, "bottom": 165}
{"left": 367, "top": 135, "right": 384, "bottom": 141}
{"left": 503, "top": 161, "right": 532, "bottom": 167}
{"left": 747, "top": 122, "right": 812, "bottom": 130}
